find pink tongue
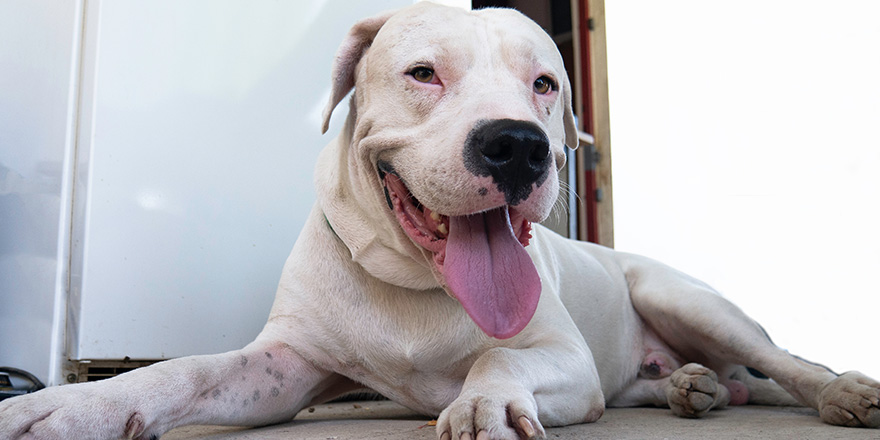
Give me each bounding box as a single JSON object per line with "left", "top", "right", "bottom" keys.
{"left": 444, "top": 208, "right": 541, "bottom": 339}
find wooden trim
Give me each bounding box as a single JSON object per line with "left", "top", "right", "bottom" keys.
{"left": 573, "top": 0, "right": 613, "bottom": 247}
{"left": 587, "top": 0, "right": 613, "bottom": 247}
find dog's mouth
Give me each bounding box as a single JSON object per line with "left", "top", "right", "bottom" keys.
{"left": 379, "top": 162, "right": 542, "bottom": 339}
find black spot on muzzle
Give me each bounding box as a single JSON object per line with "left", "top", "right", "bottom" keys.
{"left": 463, "top": 119, "right": 551, "bottom": 205}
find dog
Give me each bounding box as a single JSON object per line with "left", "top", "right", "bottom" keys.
{"left": 1, "top": 3, "right": 878, "bottom": 440}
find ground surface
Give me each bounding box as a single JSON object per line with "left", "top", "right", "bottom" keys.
{"left": 162, "top": 400, "right": 880, "bottom": 439}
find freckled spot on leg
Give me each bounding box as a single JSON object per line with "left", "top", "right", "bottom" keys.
{"left": 243, "top": 399, "right": 248, "bottom": 407}
{"left": 200, "top": 391, "right": 209, "bottom": 399}
{"left": 241, "top": 376, "right": 246, "bottom": 381}
{"left": 271, "top": 387, "right": 280, "bottom": 397}
{"left": 266, "top": 367, "right": 272, "bottom": 375}
{"left": 273, "top": 371, "right": 283, "bottom": 382}
{"left": 212, "top": 389, "right": 222, "bottom": 400}
{"left": 478, "top": 187, "right": 488, "bottom": 196}
{"left": 265, "top": 352, "right": 273, "bottom": 359}
{"left": 253, "top": 390, "right": 261, "bottom": 402}
{"left": 240, "top": 355, "right": 248, "bottom": 367}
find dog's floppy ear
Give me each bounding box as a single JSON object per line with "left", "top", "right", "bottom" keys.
{"left": 321, "top": 10, "right": 396, "bottom": 134}
{"left": 562, "top": 73, "right": 579, "bottom": 150}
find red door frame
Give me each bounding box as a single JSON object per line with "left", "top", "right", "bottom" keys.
{"left": 578, "top": 0, "right": 600, "bottom": 243}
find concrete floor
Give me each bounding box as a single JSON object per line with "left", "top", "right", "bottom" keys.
{"left": 162, "top": 400, "right": 880, "bottom": 439}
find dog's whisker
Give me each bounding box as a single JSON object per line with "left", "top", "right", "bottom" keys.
{"left": 549, "top": 188, "right": 568, "bottom": 225}
{"left": 546, "top": 180, "right": 576, "bottom": 228}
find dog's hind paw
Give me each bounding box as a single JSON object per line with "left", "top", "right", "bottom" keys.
{"left": 665, "top": 363, "right": 730, "bottom": 418}
{"left": 818, "top": 371, "right": 880, "bottom": 428}
{"left": 437, "top": 387, "right": 545, "bottom": 440}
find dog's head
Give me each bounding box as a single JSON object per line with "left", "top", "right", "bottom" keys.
{"left": 319, "top": 3, "right": 578, "bottom": 339}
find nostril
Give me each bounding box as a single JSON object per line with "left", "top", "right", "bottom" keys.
{"left": 529, "top": 141, "right": 550, "bottom": 164}
{"left": 481, "top": 138, "right": 514, "bottom": 164}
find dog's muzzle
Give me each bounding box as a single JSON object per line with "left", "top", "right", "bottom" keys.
{"left": 378, "top": 159, "right": 542, "bottom": 340}
{"left": 463, "top": 119, "right": 552, "bottom": 206}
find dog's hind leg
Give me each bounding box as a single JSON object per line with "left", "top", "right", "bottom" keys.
{"left": 727, "top": 365, "right": 799, "bottom": 406}
{"left": 619, "top": 253, "right": 880, "bottom": 428}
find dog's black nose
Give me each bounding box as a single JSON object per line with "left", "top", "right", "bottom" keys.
{"left": 464, "top": 119, "right": 552, "bottom": 205}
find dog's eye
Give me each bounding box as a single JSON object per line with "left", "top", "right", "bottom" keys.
{"left": 533, "top": 76, "right": 557, "bottom": 94}
{"left": 410, "top": 66, "right": 436, "bottom": 84}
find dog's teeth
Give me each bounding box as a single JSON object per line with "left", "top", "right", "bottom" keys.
{"left": 437, "top": 224, "right": 448, "bottom": 235}
{"left": 430, "top": 211, "right": 441, "bottom": 222}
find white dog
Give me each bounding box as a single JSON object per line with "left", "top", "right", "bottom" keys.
{"left": 1, "top": 3, "right": 878, "bottom": 440}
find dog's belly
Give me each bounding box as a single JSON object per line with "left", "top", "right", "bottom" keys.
{"left": 528, "top": 226, "right": 645, "bottom": 398}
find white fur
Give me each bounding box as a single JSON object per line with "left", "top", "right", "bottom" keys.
{"left": 1, "top": 4, "right": 877, "bottom": 440}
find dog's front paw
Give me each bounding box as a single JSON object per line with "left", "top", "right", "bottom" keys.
{"left": 818, "top": 371, "right": 880, "bottom": 428}
{"left": 437, "top": 387, "right": 545, "bottom": 440}
{"left": 665, "top": 363, "right": 730, "bottom": 418}
{"left": 0, "top": 382, "right": 146, "bottom": 440}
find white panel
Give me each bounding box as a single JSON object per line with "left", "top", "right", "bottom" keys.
{"left": 71, "top": 0, "right": 410, "bottom": 360}
{"left": 0, "top": 1, "right": 83, "bottom": 385}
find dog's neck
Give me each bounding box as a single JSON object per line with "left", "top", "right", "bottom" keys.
{"left": 315, "top": 111, "right": 440, "bottom": 291}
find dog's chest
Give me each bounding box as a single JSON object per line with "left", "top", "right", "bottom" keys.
{"left": 319, "top": 290, "right": 486, "bottom": 411}
{"left": 334, "top": 325, "right": 479, "bottom": 413}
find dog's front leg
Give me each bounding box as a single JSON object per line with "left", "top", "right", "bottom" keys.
{"left": 437, "top": 342, "right": 604, "bottom": 440}
{"left": 0, "top": 337, "right": 339, "bottom": 440}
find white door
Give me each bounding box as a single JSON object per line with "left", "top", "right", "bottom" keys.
{"left": 69, "top": 0, "right": 412, "bottom": 361}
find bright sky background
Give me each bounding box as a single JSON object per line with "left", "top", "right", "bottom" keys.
{"left": 606, "top": 1, "right": 880, "bottom": 380}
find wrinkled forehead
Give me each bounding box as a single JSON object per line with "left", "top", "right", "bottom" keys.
{"left": 368, "top": 6, "right": 563, "bottom": 73}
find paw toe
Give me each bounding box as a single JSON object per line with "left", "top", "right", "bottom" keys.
{"left": 438, "top": 391, "right": 545, "bottom": 440}
{"left": 819, "top": 371, "right": 880, "bottom": 428}
{"left": 666, "top": 363, "right": 728, "bottom": 418}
